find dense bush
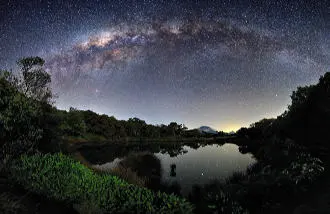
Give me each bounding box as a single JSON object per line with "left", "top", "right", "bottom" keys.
{"left": 239, "top": 72, "right": 330, "bottom": 154}
{"left": 188, "top": 182, "right": 249, "bottom": 214}
{"left": 202, "top": 184, "right": 249, "bottom": 214}
{"left": 9, "top": 153, "right": 194, "bottom": 214}
{"left": 0, "top": 57, "right": 57, "bottom": 160}
{"left": 220, "top": 149, "right": 324, "bottom": 213}
{"left": 0, "top": 75, "right": 43, "bottom": 160}
{"left": 281, "top": 153, "right": 324, "bottom": 185}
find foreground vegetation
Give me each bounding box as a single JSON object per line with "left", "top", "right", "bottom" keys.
{"left": 9, "top": 153, "right": 193, "bottom": 214}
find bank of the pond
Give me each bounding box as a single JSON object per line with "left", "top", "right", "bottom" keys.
{"left": 9, "top": 153, "right": 194, "bottom": 214}
{"left": 62, "top": 136, "right": 238, "bottom": 151}
{"left": 209, "top": 138, "right": 325, "bottom": 214}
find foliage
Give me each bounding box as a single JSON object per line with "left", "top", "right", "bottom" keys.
{"left": 282, "top": 153, "right": 324, "bottom": 185}
{"left": 56, "top": 106, "right": 203, "bottom": 142}
{"left": 0, "top": 57, "right": 56, "bottom": 159}
{"left": 280, "top": 73, "right": 330, "bottom": 150}
{"left": 223, "top": 147, "right": 323, "bottom": 213}
{"left": 189, "top": 182, "right": 249, "bottom": 214}
{"left": 59, "top": 107, "right": 87, "bottom": 136}
{"left": 239, "top": 72, "right": 330, "bottom": 155}
{"left": 0, "top": 76, "right": 43, "bottom": 160}
{"left": 203, "top": 187, "right": 249, "bottom": 214}
{"left": 17, "top": 56, "right": 52, "bottom": 103}
{"left": 236, "top": 118, "right": 275, "bottom": 140}
{"left": 9, "top": 153, "right": 194, "bottom": 214}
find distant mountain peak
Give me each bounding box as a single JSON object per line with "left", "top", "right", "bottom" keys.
{"left": 198, "top": 126, "right": 218, "bottom": 134}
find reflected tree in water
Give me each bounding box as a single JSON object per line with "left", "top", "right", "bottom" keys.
{"left": 116, "top": 152, "right": 162, "bottom": 190}
{"left": 170, "top": 163, "right": 176, "bottom": 177}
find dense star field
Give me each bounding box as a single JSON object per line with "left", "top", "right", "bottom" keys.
{"left": 1, "top": 0, "right": 329, "bottom": 131}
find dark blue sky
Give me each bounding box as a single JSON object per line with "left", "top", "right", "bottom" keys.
{"left": 1, "top": 0, "right": 330, "bottom": 131}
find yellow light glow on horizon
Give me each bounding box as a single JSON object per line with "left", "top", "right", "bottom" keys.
{"left": 220, "top": 124, "right": 241, "bottom": 133}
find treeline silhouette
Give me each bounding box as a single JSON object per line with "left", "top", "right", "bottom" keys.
{"left": 57, "top": 108, "right": 199, "bottom": 140}
{"left": 237, "top": 72, "right": 330, "bottom": 159}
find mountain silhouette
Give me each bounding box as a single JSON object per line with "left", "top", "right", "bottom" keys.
{"left": 198, "top": 126, "right": 218, "bottom": 134}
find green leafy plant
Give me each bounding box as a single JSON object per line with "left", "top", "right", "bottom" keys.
{"left": 282, "top": 153, "right": 324, "bottom": 185}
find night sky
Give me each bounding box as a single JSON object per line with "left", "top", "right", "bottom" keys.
{"left": 1, "top": 0, "right": 329, "bottom": 131}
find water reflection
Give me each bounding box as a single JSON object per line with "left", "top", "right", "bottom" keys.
{"left": 80, "top": 143, "right": 190, "bottom": 164}
{"left": 170, "top": 164, "right": 177, "bottom": 177}
{"left": 118, "top": 152, "right": 162, "bottom": 190}
{"left": 87, "top": 143, "right": 255, "bottom": 196}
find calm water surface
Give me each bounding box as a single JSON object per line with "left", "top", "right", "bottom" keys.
{"left": 89, "top": 143, "right": 256, "bottom": 195}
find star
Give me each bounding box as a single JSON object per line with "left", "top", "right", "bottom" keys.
{"left": 1, "top": 0, "right": 329, "bottom": 130}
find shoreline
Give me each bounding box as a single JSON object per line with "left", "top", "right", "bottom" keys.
{"left": 63, "top": 135, "right": 240, "bottom": 150}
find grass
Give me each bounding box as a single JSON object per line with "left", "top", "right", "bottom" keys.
{"left": 70, "top": 151, "right": 148, "bottom": 187}
{"left": 9, "top": 153, "right": 194, "bottom": 214}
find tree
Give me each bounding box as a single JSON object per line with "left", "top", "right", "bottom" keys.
{"left": 17, "top": 57, "right": 52, "bottom": 103}
{"left": 127, "top": 117, "right": 147, "bottom": 137}
{"left": 60, "top": 108, "right": 86, "bottom": 136}
{"left": 167, "top": 122, "right": 185, "bottom": 137}
{"left": 0, "top": 74, "right": 43, "bottom": 160}
{"left": 236, "top": 127, "right": 249, "bottom": 138}
{"left": 0, "top": 57, "right": 54, "bottom": 160}
{"left": 272, "top": 72, "right": 330, "bottom": 152}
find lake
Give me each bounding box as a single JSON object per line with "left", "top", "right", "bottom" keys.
{"left": 81, "top": 143, "right": 256, "bottom": 196}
